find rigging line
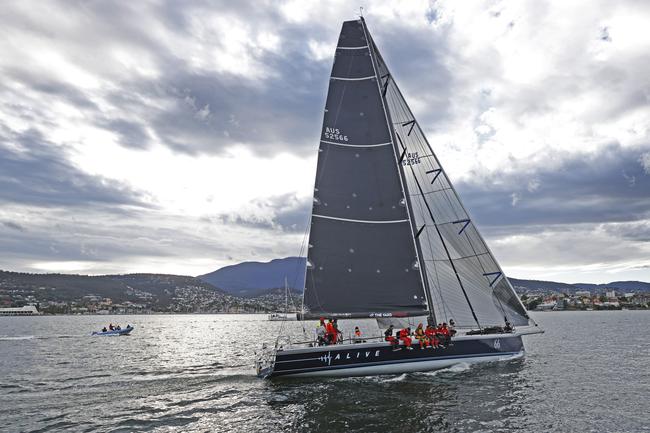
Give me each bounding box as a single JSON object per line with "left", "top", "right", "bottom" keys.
{"left": 395, "top": 130, "right": 482, "bottom": 330}
{"left": 361, "top": 17, "right": 435, "bottom": 325}
{"left": 293, "top": 213, "right": 312, "bottom": 335}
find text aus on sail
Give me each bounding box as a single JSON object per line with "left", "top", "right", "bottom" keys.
{"left": 323, "top": 127, "right": 349, "bottom": 142}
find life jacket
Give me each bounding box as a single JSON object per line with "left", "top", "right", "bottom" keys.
{"left": 326, "top": 322, "right": 335, "bottom": 335}
{"left": 354, "top": 330, "right": 361, "bottom": 337}
{"left": 415, "top": 327, "right": 424, "bottom": 337}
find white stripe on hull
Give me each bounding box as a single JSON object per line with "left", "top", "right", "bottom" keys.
{"left": 279, "top": 351, "right": 525, "bottom": 378}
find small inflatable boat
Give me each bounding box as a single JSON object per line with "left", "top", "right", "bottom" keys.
{"left": 91, "top": 325, "right": 134, "bottom": 336}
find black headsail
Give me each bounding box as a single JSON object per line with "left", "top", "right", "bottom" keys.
{"left": 368, "top": 27, "right": 533, "bottom": 328}
{"left": 302, "top": 20, "right": 430, "bottom": 319}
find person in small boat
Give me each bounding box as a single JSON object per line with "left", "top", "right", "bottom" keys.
{"left": 101, "top": 327, "right": 107, "bottom": 333}
{"left": 109, "top": 323, "right": 114, "bottom": 331}
{"left": 116, "top": 325, "right": 121, "bottom": 331}
{"left": 399, "top": 327, "right": 413, "bottom": 350}
{"left": 425, "top": 324, "right": 438, "bottom": 348}
{"left": 414, "top": 323, "right": 427, "bottom": 349}
{"left": 384, "top": 325, "right": 399, "bottom": 350}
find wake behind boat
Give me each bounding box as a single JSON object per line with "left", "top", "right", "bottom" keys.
{"left": 92, "top": 325, "right": 134, "bottom": 336}
{"left": 256, "top": 17, "right": 542, "bottom": 379}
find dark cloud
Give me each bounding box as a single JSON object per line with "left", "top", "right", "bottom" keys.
{"left": 2, "top": 221, "right": 25, "bottom": 232}
{"left": 0, "top": 128, "right": 149, "bottom": 208}
{"left": 457, "top": 143, "right": 650, "bottom": 228}
{"left": 103, "top": 119, "right": 151, "bottom": 150}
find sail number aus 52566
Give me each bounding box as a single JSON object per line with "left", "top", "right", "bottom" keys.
{"left": 324, "top": 127, "right": 349, "bottom": 142}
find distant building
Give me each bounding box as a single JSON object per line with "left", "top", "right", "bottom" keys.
{"left": 0, "top": 305, "right": 40, "bottom": 316}
{"left": 606, "top": 290, "right": 616, "bottom": 298}
{"left": 575, "top": 290, "right": 591, "bottom": 297}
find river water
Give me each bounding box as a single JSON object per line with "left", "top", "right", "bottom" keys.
{"left": 0, "top": 311, "right": 648, "bottom": 432}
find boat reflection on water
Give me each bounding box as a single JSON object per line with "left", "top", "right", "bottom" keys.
{"left": 263, "top": 356, "right": 531, "bottom": 432}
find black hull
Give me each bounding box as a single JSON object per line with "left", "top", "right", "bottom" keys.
{"left": 259, "top": 334, "right": 524, "bottom": 378}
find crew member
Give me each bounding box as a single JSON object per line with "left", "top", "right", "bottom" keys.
{"left": 316, "top": 318, "right": 327, "bottom": 346}
{"left": 414, "top": 323, "right": 426, "bottom": 349}
{"left": 425, "top": 324, "right": 438, "bottom": 348}
{"left": 384, "top": 325, "right": 399, "bottom": 350}
{"left": 439, "top": 323, "right": 451, "bottom": 346}
{"left": 326, "top": 319, "right": 336, "bottom": 345}
{"left": 448, "top": 319, "right": 457, "bottom": 336}
{"left": 333, "top": 319, "right": 343, "bottom": 343}
{"left": 399, "top": 327, "right": 413, "bottom": 350}
{"left": 353, "top": 326, "right": 364, "bottom": 343}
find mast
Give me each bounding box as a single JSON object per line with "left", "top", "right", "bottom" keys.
{"left": 361, "top": 17, "right": 436, "bottom": 326}
{"left": 284, "top": 276, "right": 288, "bottom": 314}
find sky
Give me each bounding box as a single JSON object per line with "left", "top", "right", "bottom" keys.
{"left": 1, "top": 0, "right": 649, "bottom": 283}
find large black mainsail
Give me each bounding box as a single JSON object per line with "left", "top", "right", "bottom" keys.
{"left": 303, "top": 18, "right": 531, "bottom": 327}
{"left": 303, "top": 20, "right": 430, "bottom": 319}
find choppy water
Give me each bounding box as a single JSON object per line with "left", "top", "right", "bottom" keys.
{"left": 1, "top": 311, "right": 648, "bottom": 432}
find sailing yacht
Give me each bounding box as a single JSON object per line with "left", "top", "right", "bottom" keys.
{"left": 255, "top": 17, "right": 542, "bottom": 379}
{"left": 268, "top": 277, "right": 297, "bottom": 321}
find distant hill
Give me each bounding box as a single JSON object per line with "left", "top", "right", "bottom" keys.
{"left": 573, "top": 281, "right": 650, "bottom": 292}
{"left": 507, "top": 277, "right": 580, "bottom": 293}
{"left": 0, "top": 270, "right": 223, "bottom": 306}
{"left": 0, "top": 270, "right": 296, "bottom": 312}
{"left": 508, "top": 277, "right": 650, "bottom": 294}
{"left": 198, "top": 257, "right": 306, "bottom": 297}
